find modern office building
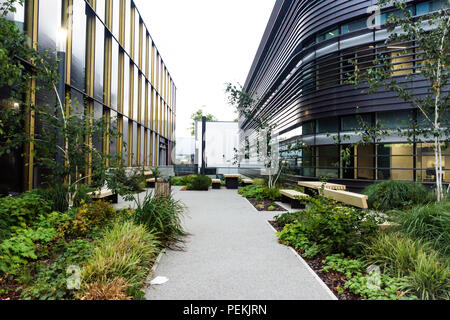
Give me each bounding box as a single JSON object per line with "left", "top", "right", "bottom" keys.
{"left": 240, "top": 0, "right": 449, "bottom": 190}
{"left": 0, "top": 0, "right": 176, "bottom": 192}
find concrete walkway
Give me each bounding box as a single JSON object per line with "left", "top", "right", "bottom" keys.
{"left": 139, "top": 186, "right": 335, "bottom": 300}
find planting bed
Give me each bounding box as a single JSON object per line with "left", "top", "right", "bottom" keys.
{"left": 269, "top": 220, "right": 361, "bottom": 300}
{"left": 248, "top": 198, "right": 286, "bottom": 212}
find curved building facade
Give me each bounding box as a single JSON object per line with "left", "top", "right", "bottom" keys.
{"left": 241, "top": 0, "right": 449, "bottom": 191}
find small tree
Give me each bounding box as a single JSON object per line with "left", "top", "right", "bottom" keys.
{"left": 225, "top": 83, "right": 283, "bottom": 189}
{"left": 348, "top": 0, "right": 449, "bottom": 201}
{"left": 189, "top": 109, "right": 217, "bottom": 136}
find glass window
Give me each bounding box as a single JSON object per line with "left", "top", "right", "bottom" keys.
{"left": 141, "top": 81, "right": 147, "bottom": 125}
{"left": 110, "top": 110, "right": 118, "bottom": 158}
{"left": 38, "top": 0, "right": 61, "bottom": 51}
{"left": 112, "top": 0, "right": 120, "bottom": 39}
{"left": 71, "top": 0, "right": 86, "bottom": 92}
{"left": 341, "top": 18, "right": 367, "bottom": 34}
{"left": 140, "top": 126, "right": 145, "bottom": 166}
{"left": 417, "top": 143, "right": 450, "bottom": 183}
{"left": 357, "top": 145, "right": 375, "bottom": 180}
{"left": 302, "top": 121, "right": 315, "bottom": 135}
{"left": 317, "top": 145, "right": 339, "bottom": 178}
{"left": 377, "top": 144, "right": 414, "bottom": 181}
{"left": 143, "top": 35, "right": 148, "bottom": 78}
{"left": 94, "top": 20, "right": 105, "bottom": 102}
{"left": 431, "top": 0, "right": 448, "bottom": 11}
{"left": 111, "top": 40, "right": 119, "bottom": 110}
{"left": 147, "top": 130, "right": 153, "bottom": 166}
{"left": 93, "top": 102, "right": 103, "bottom": 153}
{"left": 317, "top": 117, "right": 338, "bottom": 134}
{"left": 377, "top": 110, "right": 413, "bottom": 129}
{"left": 134, "top": 12, "right": 140, "bottom": 63}
{"left": 316, "top": 28, "right": 339, "bottom": 43}
{"left": 342, "top": 114, "right": 372, "bottom": 132}
{"left": 123, "top": 55, "right": 130, "bottom": 116}
{"left": 133, "top": 66, "right": 139, "bottom": 120}
{"left": 342, "top": 145, "right": 356, "bottom": 179}
{"left": 124, "top": 0, "right": 131, "bottom": 51}
{"left": 70, "top": 89, "right": 85, "bottom": 117}
{"left": 122, "top": 117, "right": 128, "bottom": 164}
{"left": 416, "top": 2, "right": 431, "bottom": 15}
{"left": 96, "top": 0, "right": 105, "bottom": 23}
{"left": 132, "top": 121, "right": 138, "bottom": 165}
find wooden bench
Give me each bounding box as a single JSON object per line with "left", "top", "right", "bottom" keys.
{"left": 212, "top": 179, "right": 221, "bottom": 190}
{"left": 144, "top": 171, "right": 153, "bottom": 176}
{"left": 280, "top": 190, "right": 310, "bottom": 209}
{"left": 224, "top": 174, "right": 241, "bottom": 190}
{"left": 298, "top": 181, "right": 347, "bottom": 196}
{"left": 88, "top": 188, "right": 118, "bottom": 204}
{"left": 147, "top": 178, "right": 163, "bottom": 188}
{"left": 323, "top": 189, "right": 368, "bottom": 209}
{"left": 242, "top": 179, "right": 254, "bottom": 186}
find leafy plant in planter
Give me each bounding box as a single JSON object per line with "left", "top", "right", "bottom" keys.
{"left": 185, "top": 175, "right": 212, "bottom": 191}
{"left": 363, "top": 181, "right": 433, "bottom": 211}
{"left": 277, "top": 197, "right": 381, "bottom": 257}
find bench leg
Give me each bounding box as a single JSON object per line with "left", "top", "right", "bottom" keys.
{"left": 290, "top": 199, "right": 305, "bottom": 210}
{"left": 281, "top": 195, "right": 290, "bottom": 204}
{"left": 110, "top": 194, "right": 119, "bottom": 204}
{"left": 226, "top": 178, "right": 239, "bottom": 190}
{"left": 304, "top": 187, "right": 316, "bottom": 197}
{"left": 212, "top": 183, "right": 221, "bottom": 190}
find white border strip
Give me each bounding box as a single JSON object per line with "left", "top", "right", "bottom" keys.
{"left": 151, "top": 249, "right": 166, "bottom": 273}
{"left": 266, "top": 221, "right": 338, "bottom": 301}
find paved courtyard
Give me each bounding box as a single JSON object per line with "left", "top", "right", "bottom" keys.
{"left": 118, "top": 187, "right": 335, "bottom": 300}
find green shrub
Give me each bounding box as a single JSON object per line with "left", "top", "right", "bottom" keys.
{"left": 185, "top": 175, "right": 212, "bottom": 191}
{"left": 277, "top": 198, "right": 380, "bottom": 257}
{"left": 107, "top": 167, "right": 146, "bottom": 197}
{"left": 363, "top": 181, "right": 432, "bottom": 211}
{"left": 0, "top": 226, "right": 58, "bottom": 276}
{"left": 275, "top": 211, "right": 305, "bottom": 229}
{"left": 0, "top": 192, "right": 52, "bottom": 240}
{"left": 238, "top": 185, "right": 281, "bottom": 201}
{"left": 392, "top": 201, "right": 450, "bottom": 256}
{"left": 322, "top": 254, "right": 366, "bottom": 279}
{"left": 133, "top": 193, "right": 186, "bottom": 249}
{"left": 345, "top": 274, "right": 417, "bottom": 300}
{"left": 72, "top": 184, "right": 95, "bottom": 208}
{"left": 82, "top": 221, "right": 160, "bottom": 293}
{"left": 365, "top": 232, "right": 450, "bottom": 300}
{"left": 62, "top": 201, "right": 116, "bottom": 237}
{"left": 170, "top": 177, "right": 185, "bottom": 186}
{"left": 21, "top": 239, "right": 93, "bottom": 300}
{"left": 253, "top": 178, "right": 266, "bottom": 186}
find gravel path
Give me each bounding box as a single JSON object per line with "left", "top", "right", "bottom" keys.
{"left": 127, "top": 187, "right": 336, "bottom": 300}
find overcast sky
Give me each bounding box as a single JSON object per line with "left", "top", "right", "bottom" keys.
{"left": 134, "top": 0, "right": 276, "bottom": 138}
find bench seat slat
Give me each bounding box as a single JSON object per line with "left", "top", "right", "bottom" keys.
{"left": 323, "top": 189, "right": 368, "bottom": 209}
{"left": 280, "top": 190, "right": 309, "bottom": 199}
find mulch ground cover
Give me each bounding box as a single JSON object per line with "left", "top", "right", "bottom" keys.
{"left": 269, "top": 220, "right": 362, "bottom": 300}
{"left": 248, "top": 198, "right": 287, "bottom": 212}
{"left": 0, "top": 276, "right": 22, "bottom": 300}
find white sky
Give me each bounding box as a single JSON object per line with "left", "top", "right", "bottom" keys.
{"left": 134, "top": 0, "right": 276, "bottom": 138}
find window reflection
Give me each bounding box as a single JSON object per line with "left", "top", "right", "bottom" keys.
{"left": 71, "top": 0, "right": 86, "bottom": 92}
